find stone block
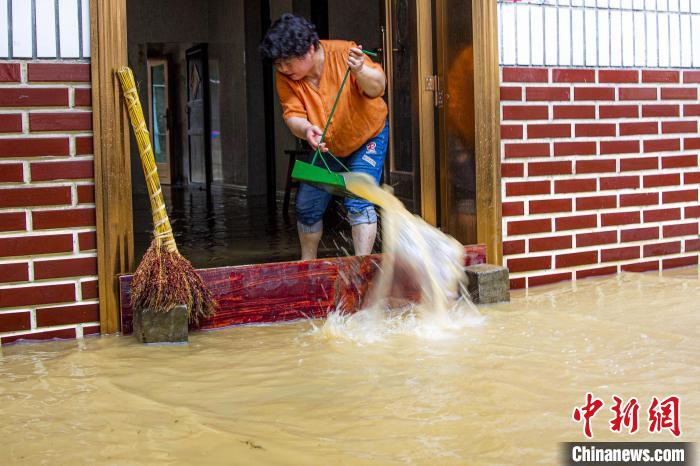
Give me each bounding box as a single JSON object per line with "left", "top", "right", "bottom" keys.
{"left": 132, "top": 304, "right": 188, "bottom": 344}
{"left": 464, "top": 264, "right": 510, "bottom": 304}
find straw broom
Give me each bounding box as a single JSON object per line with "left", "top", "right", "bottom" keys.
{"left": 117, "top": 67, "right": 216, "bottom": 324}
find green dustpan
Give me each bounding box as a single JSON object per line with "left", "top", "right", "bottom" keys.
{"left": 291, "top": 160, "right": 359, "bottom": 199}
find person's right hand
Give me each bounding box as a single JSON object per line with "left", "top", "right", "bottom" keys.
{"left": 305, "top": 124, "right": 328, "bottom": 152}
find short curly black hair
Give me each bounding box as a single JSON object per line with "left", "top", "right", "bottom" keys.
{"left": 259, "top": 13, "right": 320, "bottom": 63}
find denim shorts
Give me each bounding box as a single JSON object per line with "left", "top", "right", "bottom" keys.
{"left": 296, "top": 121, "right": 388, "bottom": 233}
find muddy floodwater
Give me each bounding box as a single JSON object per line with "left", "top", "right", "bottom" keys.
{"left": 1, "top": 267, "right": 698, "bottom": 465}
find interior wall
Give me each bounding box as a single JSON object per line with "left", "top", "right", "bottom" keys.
{"left": 327, "top": 0, "right": 382, "bottom": 51}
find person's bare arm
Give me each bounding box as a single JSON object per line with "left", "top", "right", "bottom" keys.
{"left": 348, "top": 46, "right": 386, "bottom": 98}
{"left": 285, "top": 116, "right": 328, "bottom": 152}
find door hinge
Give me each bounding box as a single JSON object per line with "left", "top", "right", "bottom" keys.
{"left": 425, "top": 75, "right": 444, "bottom": 108}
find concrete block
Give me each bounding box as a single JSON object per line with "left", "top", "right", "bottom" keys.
{"left": 464, "top": 264, "right": 510, "bottom": 304}
{"left": 133, "top": 305, "right": 188, "bottom": 344}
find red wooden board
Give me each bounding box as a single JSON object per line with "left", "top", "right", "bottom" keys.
{"left": 119, "top": 244, "right": 486, "bottom": 335}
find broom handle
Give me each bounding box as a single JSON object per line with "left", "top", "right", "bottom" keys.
{"left": 117, "top": 67, "right": 178, "bottom": 253}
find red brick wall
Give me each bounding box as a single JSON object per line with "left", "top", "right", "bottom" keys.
{"left": 0, "top": 61, "right": 99, "bottom": 344}
{"left": 501, "top": 67, "right": 700, "bottom": 289}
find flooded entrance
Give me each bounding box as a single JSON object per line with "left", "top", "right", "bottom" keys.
{"left": 2, "top": 267, "right": 697, "bottom": 464}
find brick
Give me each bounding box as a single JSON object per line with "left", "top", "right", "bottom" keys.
{"left": 502, "top": 201, "right": 525, "bottom": 217}
{"left": 500, "top": 87, "right": 522, "bottom": 101}
{"left": 502, "top": 67, "right": 548, "bottom": 83}
{"left": 684, "top": 138, "right": 700, "bottom": 151}
{"left": 620, "top": 192, "right": 659, "bottom": 207}
{"left": 643, "top": 173, "right": 681, "bottom": 188}
{"left": 621, "top": 227, "right": 659, "bottom": 243}
{"left": 0, "top": 312, "right": 31, "bottom": 332}
{"left": 685, "top": 172, "right": 700, "bottom": 184}
{"left": 530, "top": 235, "right": 572, "bottom": 252}
{"left": 36, "top": 303, "right": 99, "bottom": 327}
{"left": 576, "top": 159, "right": 616, "bottom": 174}
{"left": 506, "top": 180, "right": 550, "bottom": 197}
{"left": 526, "top": 87, "right": 570, "bottom": 101}
{"left": 34, "top": 257, "right": 97, "bottom": 280}
{"left": 501, "top": 162, "right": 524, "bottom": 178}
{"left": 528, "top": 272, "right": 572, "bottom": 287}
{"left": 600, "top": 140, "right": 640, "bottom": 155}
{"left": 503, "top": 239, "right": 525, "bottom": 255}
{"left": 662, "top": 189, "right": 698, "bottom": 204}
{"left": 81, "top": 280, "right": 98, "bottom": 299}
{"left": 503, "top": 105, "right": 549, "bottom": 120}
{"left": 507, "top": 218, "right": 552, "bottom": 235}
{"left": 507, "top": 255, "right": 551, "bottom": 273}
{"left": 0, "top": 234, "right": 73, "bottom": 258}
{"left": 0, "top": 114, "right": 22, "bottom": 132}
{"left": 574, "top": 87, "right": 615, "bottom": 101}
{"left": 554, "top": 178, "right": 597, "bottom": 194}
{"left": 663, "top": 223, "right": 698, "bottom": 238}
{"left": 527, "top": 123, "right": 571, "bottom": 139}
{"left": 577, "top": 266, "right": 618, "bottom": 280}
{"left": 685, "top": 205, "right": 700, "bottom": 218}
{"left": 684, "top": 71, "right": 700, "bottom": 83}
{"left": 74, "top": 88, "right": 92, "bottom": 106}
{"left": 0, "top": 138, "right": 70, "bottom": 158}
{"left": 556, "top": 251, "right": 598, "bottom": 268}
{"left": 29, "top": 112, "right": 93, "bottom": 132}
{"left": 620, "top": 122, "right": 658, "bottom": 136}
{"left": 643, "top": 208, "right": 681, "bottom": 223}
{"left": 0, "top": 63, "right": 21, "bottom": 82}
{"left": 0, "top": 283, "right": 75, "bottom": 308}
{"left": 620, "top": 157, "right": 658, "bottom": 172}
{"left": 576, "top": 195, "right": 617, "bottom": 211}
{"left": 684, "top": 104, "right": 700, "bottom": 117}
{"left": 27, "top": 63, "right": 91, "bottom": 82}
{"left": 31, "top": 160, "right": 94, "bottom": 181}
{"left": 84, "top": 325, "right": 101, "bottom": 336}
{"left": 501, "top": 125, "right": 523, "bottom": 140}
{"left": 662, "top": 154, "right": 697, "bottom": 169}
{"left": 0, "top": 186, "right": 71, "bottom": 208}
{"left": 554, "top": 141, "right": 597, "bottom": 156}
{"left": 554, "top": 105, "right": 596, "bottom": 119}
{"left": 599, "top": 70, "right": 638, "bottom": 83}
{"left": 686, "top": 239, "right": 700, "bottom": 252}
{"left": 0, "top": 88, "right": 69, "bottom": 107}
{"left": 621, "top": 261, "right": 659, "bottom": 272}
{"left": 0, "top": 212, "right": 26, "bottom": 232}
{"left": 619, "top": 87, "right": 657, "bottom": 100}
{"left": 601, "top": 211, "right": 640, "bottom": 227}
{"left": 575, "top": 123, "right": 616, "bottom": 137}
{"left": 504, "top": 142, "right": 550, "bottom": 158}
{"left": 660, "top": 88, "right": 697, "bottom": 100}
{"left": 642, "top": 70, "right": 679, "bottom": 83}
{"left": 553, "top": 69, "right": 595, "bottom": 83}
{"left": 600, "top": 176, "right": 639, "bottom": 190}
{"left": 0, "top": 262, "right": 29, "bottom": 283}
{"left": 643, "top": 138, "right": 681, "bottom": 153}
{"left": 529, "top": 198, "right": 572, "bottom": 214}
{"left": 1, "top": 328, "right": 76, "bottom": 345}
{"left": 662, "top": 121, "right": 697, "bottom": 134}
{"left": 577, "top": 231, "right": 617, "bottom": 247}
{"left": 0, "top": 163, "right": 24, "bottom": 182}
{"left": 599, "top": 105, "right": 639, "bottom": 119}
{"left": 33, "top": 208, "right": 96, "bottom": 230}
{"left": 510, "top": 277, "right": 526, "bottom": 289}
{"left": 555, "top": 214, "right": 597, "bottom": 231}
{"left": 643, "top": 104, "right": 679, "bottom": 118}
{"left": 528, "top": 160, "right": 571, "bottom": 176}
{"left": 75, "top": 136, "right": 94, "bottom": 155}
{"left": 663, "top": 256, "right": 698, "bottom": 269}
{"left": 644, "top": 241, "right": 681, "bottom": 257}
{"left": 77, "top": 184, "right": 95, "bottom": 204}
{"left": 78, "top": 232, "right": 96, "bottom": 251}
{"left": 601, "top": 246, "right": 640, "bottom": 262}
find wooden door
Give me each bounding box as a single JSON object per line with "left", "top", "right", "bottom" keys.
{"left": 147, "top": 58, "right": 172, "bottom": 185}
{"left": 186, "top": 44, "right": 211, "bottom": 185}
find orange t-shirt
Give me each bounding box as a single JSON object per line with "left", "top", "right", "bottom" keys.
{"left": 276, "top": 40, "right": 388, "bottom": 157}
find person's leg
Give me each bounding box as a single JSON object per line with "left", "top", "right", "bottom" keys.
{"left": 295, "top": 182, "right": 332, "bottom": 260}
{"left": 344, "top": 121, "right": 389, "bottom": 256}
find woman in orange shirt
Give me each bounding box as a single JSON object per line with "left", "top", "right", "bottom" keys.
{"left": 260, "top": 14, "right": 388, "bottom": 260}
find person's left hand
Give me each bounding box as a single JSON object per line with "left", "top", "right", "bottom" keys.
{"left": 348, "top": 46, "right": 365, "bottom": 74}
